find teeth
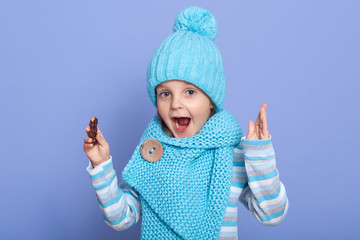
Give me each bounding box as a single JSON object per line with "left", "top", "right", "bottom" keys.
{"left": 176, "top": 121, "right": 180, "bottom": 129}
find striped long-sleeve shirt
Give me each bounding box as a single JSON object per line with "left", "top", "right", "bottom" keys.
{"left": 86, "top": 135, "right": 289, "bottom": 239}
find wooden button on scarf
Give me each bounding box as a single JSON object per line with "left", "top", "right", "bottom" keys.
{"left": 140, "top": 139, "right": 163, "bottom": 163}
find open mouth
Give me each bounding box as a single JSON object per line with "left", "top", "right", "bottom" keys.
{"left": 172, "top": 117, "right": 191, "bottom": 132}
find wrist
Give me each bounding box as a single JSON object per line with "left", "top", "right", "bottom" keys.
{"left": 91, "top": 155, "right": 111, "bottom": 169}
{"left": 240, "top": 134, "right": 272, "bottom": 146}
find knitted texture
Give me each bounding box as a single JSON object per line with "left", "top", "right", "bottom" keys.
{"left": 147, "top": 6, "right": 226, "bottom": 112}
{"left": 122, "top": 109, "right": 242, "bottom": 239}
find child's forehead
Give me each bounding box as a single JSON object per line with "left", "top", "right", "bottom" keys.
{"left": 156, "top": 80, "right": 195, "bottom": 88}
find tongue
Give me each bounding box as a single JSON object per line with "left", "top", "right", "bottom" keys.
{"left": 178, "top": 117, "right": 190, "bottom": 126}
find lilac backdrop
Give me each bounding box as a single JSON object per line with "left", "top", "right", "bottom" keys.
{"left": 1, "top": 0, "right": 359, "bottom": 239}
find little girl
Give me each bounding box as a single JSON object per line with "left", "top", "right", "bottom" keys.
{"left": 83, "top": 6, "right": 288, "bottom": 240}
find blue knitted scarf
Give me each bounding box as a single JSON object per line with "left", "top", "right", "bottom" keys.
{"left": 122, "top": 109, "right": 242, "bottom": 239}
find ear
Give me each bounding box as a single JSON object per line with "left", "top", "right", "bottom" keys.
{"left": 210, "top": 103, "right": 216, "bottom": 115}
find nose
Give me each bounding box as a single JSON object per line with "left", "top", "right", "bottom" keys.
{"left": 170, "top": 95, "right": 183, "bottom": 109}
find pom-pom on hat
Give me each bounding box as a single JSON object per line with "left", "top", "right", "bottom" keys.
{"left": 147, "top": 6, "right": 225, "bottom": 112}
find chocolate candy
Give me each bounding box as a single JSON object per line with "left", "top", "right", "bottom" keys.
{"left": 88, "top": 117, "right": 98, "bottom": 143}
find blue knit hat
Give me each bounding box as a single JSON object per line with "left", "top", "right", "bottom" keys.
{"left": 147, "top": 6, "right": 225, "bottom": 112}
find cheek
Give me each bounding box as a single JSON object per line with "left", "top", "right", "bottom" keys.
{"left": 191, "top": 98, "right": 211, "bottom": 113}
{"left": 192, "top": 103, "right": 212, "bottom": 124}
{"left": 192, "top": 106, "right": 211, "bottom": 122}
{"left": 157, "top": 104, "right": 168, "bottom": 121}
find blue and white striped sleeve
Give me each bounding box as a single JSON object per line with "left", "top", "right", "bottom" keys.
{"left": 238, "top": 135, "right": 289, "bottom": 226}
{"left": 86, "top": 155, "right": 141, "bottom": 231}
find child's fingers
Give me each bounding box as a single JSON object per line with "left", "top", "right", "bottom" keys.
{"left": 255, "top": 107, "right": 261, "bottom": 126}
{"left": 85, "top": 126, "right": 103, "bottom": 145}
{"left": 260, "top": 105, "right": 269, "bottom": 132}
{"left": 84, "top": 143, "right": 93, "bottom": 148}
{"left": 84, "top": 137, "right": 96, "bottom": 145}
{"left": 83, "top": 143, "right": 95, "bottom": 152}
{"left": 96, "top": 128, "right": 107, "bottom": 144}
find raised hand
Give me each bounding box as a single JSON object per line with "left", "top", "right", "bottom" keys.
{"left": 83, "top": 127, "right": 111, "bottom": 168}
{"left": 246, "top": 103, "right": 271, "bottom": 140}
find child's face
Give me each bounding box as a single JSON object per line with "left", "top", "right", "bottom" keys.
{"left": 156, "top": 80, "right": 215, "bottom": 138}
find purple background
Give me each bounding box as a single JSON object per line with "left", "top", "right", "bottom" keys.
{"left": 1, "top": 0, "right": 359, "bottom": 239}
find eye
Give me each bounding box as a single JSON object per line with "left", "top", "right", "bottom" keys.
{"left": 160, "top": 91, "right": 170, "bottom": 97}
{"left": 186, "top": 89, "right": 195, "bottom": 96}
